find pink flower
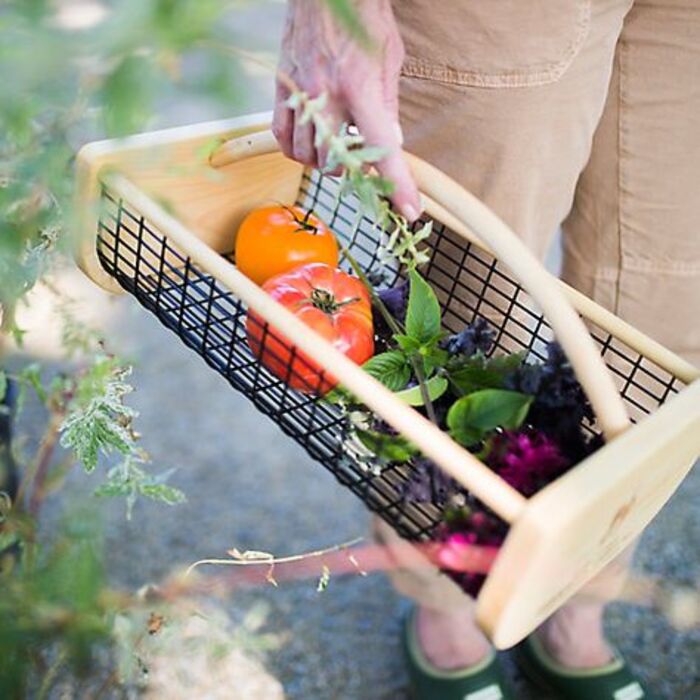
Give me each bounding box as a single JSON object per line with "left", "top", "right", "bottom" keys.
{"left": 433, "top": 510, "right": 507, "bottom": 595}
{"left": 435, "top": 532, "right": 499, "bottom": 573}
{"left": 487, "top": 429, "right": 569, "bottom": 496}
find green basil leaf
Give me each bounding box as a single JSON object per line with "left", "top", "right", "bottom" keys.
{"left": 449, "top": 424, "right": 484, "bottom": 448}
{"left": 421, "top": 346, "right": 449, "bottom": 377}
{"left": 447, "top": 389, "right": 533, "bottom": 446}
{"left": 448, "top": 364, "right": 501, "bottom": 395}
{"left": 485, "top": 352, "right": 526, "bottom": 373}
{"left": 362, "top": 351, "right": 411, "bottom": 391}
{"left": 395, "top": 375, "right": 448, "bottom": 406}
{"left": 448, "top": 352, "right": 525, "bottom": 396}
{"left": 405, "top": 270, "right": 442, "bottom": 344}
{"left": 395, "top": 334, "right": 421, "bottom": 352}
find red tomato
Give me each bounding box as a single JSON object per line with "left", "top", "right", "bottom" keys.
{"left": 246, "top": 263, "right": 374, "bottom": 394}
{"left": 235, "top": 205, "right": 339, "bottom": 285}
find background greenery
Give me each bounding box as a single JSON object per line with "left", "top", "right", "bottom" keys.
{"left": 0, "top": 1, "right": 356, "bottom": 696}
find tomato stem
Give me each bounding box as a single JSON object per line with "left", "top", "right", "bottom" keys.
{"left": 309, "top": 288, "right": 360, "bottom": 314}
{"left": 280, "top": 203, "right": 320, "bottom": 235}
{"left": 341, "top": 247, "right": 438, "bottom": 425}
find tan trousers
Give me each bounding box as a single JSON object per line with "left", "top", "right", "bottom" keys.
{"left": 377, "top": 0, "right": 700, "bottom": 614}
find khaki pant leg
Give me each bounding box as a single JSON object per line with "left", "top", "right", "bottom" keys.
{"left": 562, "top": 0, "right": 700, "bottom": 367}
{"left": 560, "top": 0, "right": 700, "bottom": 607}
{"left": 378, "top": 0, "right": 637, "bottom": 611}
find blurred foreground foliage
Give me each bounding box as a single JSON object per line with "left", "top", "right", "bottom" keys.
{"left": 1, "top": 0, "right": 245, "bottom": 324}
{"left": 0, "top": 0, "right": 356, "bottom": 696}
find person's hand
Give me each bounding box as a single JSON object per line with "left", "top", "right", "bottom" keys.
{"left": 272, "top": 0, "right": 421, "bottom": 222}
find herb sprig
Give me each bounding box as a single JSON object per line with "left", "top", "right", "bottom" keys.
{"left": 285, "top": 89, "right": 432, "bottom": 268}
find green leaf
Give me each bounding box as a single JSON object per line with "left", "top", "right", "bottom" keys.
{"left": 447, "top": 389, "right": 533, "bottom": 446}
{"left": 0, "top": 530, "right": 18, "bottom": 551}
{"left": 395, "top": 375, "right": 448, "bottom": 406}
{"left": 448, "top": 353, "right": 525, "bottom": 396}
{"left": 139, "top": 482, "right": 187, "bottom": 506}
{"left": 95, "top": 459, "right": 186, "bottom": 519}
{"left": 100, "top": 55, "right": 154, "bottom": 137}
{"left": 59, "top": 356, "right": 136, "bottom": 473}
{"left": 317, "top": 564, "right": 331, "bottom": 593}
{"left": 350, "top": 146, "right": 387, "bottom": 163}
{"left": 405, "top": 270, "right": 442, "bottom": 344}
{"left": 19, "top": 363, "right": 46, "bottom": 403}
{"left": 355, "top": 429, "right": 418, "bottom": 463}
{"left": 421, "top": 345, "right": 449, "bottom": 377}
{"left": 394, "top": 334, "right": 421, "bottom": 353}
{"left": 412, "top": 221, "right": 434, "bottom": 244}
{"left": 362, "top": 351, "right": 411, "bottom": 391}
{"left": 449, "top": 363, "right": 502, "bottom": 396}
{"left": 94, "top": 481, "right": 132, "bottom": 499}
{"left": 0, "top": 371, "right": 6, "bottom": 404}
{"left": 60, "top": 405, "right": 132, "bottom": 473}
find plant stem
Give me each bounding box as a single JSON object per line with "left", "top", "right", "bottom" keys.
{"left": 342, "top": 248, "right": 438, "bottom": 423}
{"left": 15, "top": 411, "right": 63, "bottom": 516}
{"left": 29, "top": 413, "right": 63, "bottom": 516}
{"left": 37, "top": 648, "right": 67, "bottom": 700}
{"left": 186, "top": 536, "right": 364, "bottom": 576}
{"left": 409, "top": 356, "right": 438, "bottom": 424}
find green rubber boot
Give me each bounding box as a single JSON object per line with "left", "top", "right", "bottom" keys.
{"left": 402, "top": 609, "right": 515, "bottom": 700}
{"left": 515, "top": 633, "right": 658, "bottom": 700}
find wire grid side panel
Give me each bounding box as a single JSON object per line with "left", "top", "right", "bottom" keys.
{"left": 95, "top": 170, "right": 685, "bottom": 545}
{"left": 296, "top": 170, "right": 685, "bottom": 427}
{"left": 96, "top": 186, "right": 441, "bottom": 540}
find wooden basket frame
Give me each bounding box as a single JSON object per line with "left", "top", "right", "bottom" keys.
{"left": 75, "top": 113, "right": 700, "bottom": 648}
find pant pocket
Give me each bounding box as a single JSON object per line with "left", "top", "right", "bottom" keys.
{"left": 393, "top": 0, "right": 591, "bottom": 87}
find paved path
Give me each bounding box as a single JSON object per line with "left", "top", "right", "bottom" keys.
{"left": 29, "top": 270, "right": 693, "bottom": 700}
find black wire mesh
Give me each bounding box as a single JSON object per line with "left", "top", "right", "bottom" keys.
{"left": 96, "top": 170, "right": 684, "bottom": 542}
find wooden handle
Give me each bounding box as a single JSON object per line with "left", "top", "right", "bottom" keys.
{"left": 104, "top": 173, "right": 527, "bottom": 523}
{"left": 211, "top": 131, "right": 631, "bottom": 441}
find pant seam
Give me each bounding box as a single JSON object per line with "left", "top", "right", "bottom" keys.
{"left": 615, "top": 36, "right": 629, "bottom": 316}
{"left": 594, "top": 261, "right": 700, "bottom": 277}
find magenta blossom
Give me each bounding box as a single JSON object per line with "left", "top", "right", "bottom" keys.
{"left": 487, "top": 429, "right": 569, "bottom": 496}
{"left": 436, "top": 532, "right": 478, "bottom": 571}
{"left": 433, "top": 509, "right": 507, "bottom": 598}
{"left": 436, "top": 531, "right": 500, "bottom": 572}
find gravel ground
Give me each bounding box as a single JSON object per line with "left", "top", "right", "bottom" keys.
{"left": 130, "top": 299, "right": 700, "bottom": 700}
{"left": 16, "top": 263, "right": 699, "bottom": 700}
{"left": 9, "top": 2, "right": 700, "bottom": 698}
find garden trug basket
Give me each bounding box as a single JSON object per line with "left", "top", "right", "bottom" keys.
{"left": 75, "top": 113, "right": 700, "bottom": 648}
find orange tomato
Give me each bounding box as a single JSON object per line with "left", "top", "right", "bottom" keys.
{"left": 235, "top": 205, "right": 339, "bottom": 285}
{"left": 246, "top": 263, "right": 374, "bottom": 394}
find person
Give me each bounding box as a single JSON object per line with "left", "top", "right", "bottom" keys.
{"left": 272, "top": 1, "right": 700, "bottom": 698}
